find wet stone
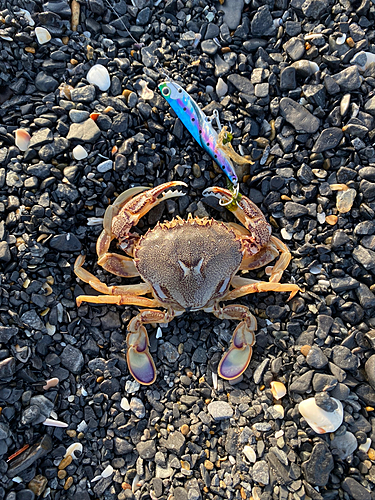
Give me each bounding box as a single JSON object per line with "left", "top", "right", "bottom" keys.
{"left": 7, "top": 435, "right": 53, "bottom": 478}
{"left": 50, "top": 233, "right": 81, "bottom": 252}
{"left": 331, "top": 345, "right": 358, "bottom": 371}
{"left": 302, "top": 443, "right": 334, "bottom": 486}
{"left": 342, "top": 478, "right": 371, "bottom": 500}
{"left": 312, "top": 128, "right": 343, "bottom": 153}
{"left": 60, "top": 345, "right": 84, "bottom": 374}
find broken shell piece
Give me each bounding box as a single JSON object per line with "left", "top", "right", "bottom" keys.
{"left": 216, "top": 77, "right": 228, "bottom": 98}
{"left": 299, "top": 397, "right": 343, "bottom": 434}
{"left": 351, "top": 51, "right": 375, "bottom": 71}
{"left": 43, "top": 378, "right": 59, "bottom": 390}
{"left": 137, "top": 80, "right": 154, "bottom": 100}
{"left": 270, "top": 381, "right": 287, "bottom": 400}
{"left": 64, "top": 442, "right": 83, "bottom": 460}
{"left": 359, "top": 438, "right": 371, "bottom": 453}
{"left": 35, "top": 27, "right": 51, "bottom": 45}
{"left": 336, "top": 34, "right": 346, "bottom": 45}
{"left": 18, "top": 9, "right": 35, "bottom": 26}
{"left": 272, "top": 404, "right": 285, "bottom": 418}
{"left": 120, "top": 397, "right": 130, "bottom": 411}
{"left": 72, "top": 145, "right": 88, "bottom": 160}
{"left": 243, "top": 445, "right": 256, "bottom": 463}
{"left": 43, "top": 418, "right": 68, "bottom": 428}
{"left": 102, "top": 465, "right": 114, "bottom": 478}
{"left": 15, "top": 129, "right": 31, "bottom": 151}
{"left": 87, "top": 64, "right": 111, "bottom": 91}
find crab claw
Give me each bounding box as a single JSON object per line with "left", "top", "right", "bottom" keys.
{"left": 218, "top": 325, "right": 255, "bottom": 380}
{"left": 126, "top": 328, "right": 156, "bottom": 385}
{"left": 203, "top": 186, "right": 238, "bottom": 207}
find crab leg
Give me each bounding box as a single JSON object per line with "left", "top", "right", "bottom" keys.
{"left": 203, "top": 186, "right": 272, "bottom": 256}
{"left": 213, "top": 304, "right": 256, "bottom": 380}
{"left": 225, "top": 277, "right": 300, "bottom": 301}
{"left": 127, "top": 309, "right": 174, "bottom": 385}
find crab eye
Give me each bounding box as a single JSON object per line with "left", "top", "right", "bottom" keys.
{"left": 162, "top": 86, "right": 171, "bottom": 97}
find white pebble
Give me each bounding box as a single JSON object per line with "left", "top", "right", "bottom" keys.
{"left": 275, "top": 430, "right": 284, "bottom": 439}
{"left": 336, "top": 34, "right": 346, "bottom": 45}
{"left": 310, "top": 264, "right": 322, "bottom": 274}
{"left": 15, "top": 129, "right": 31, "bottom": 151}
{"left": 97, "top": 160, "right": 113, "bottom": 173}
{"left": 120, "top": 397, "right": 130, "bottom": 411}
{"left": 216, "top": 77, "right": 228, "bottom": 98}
{"left": 43, "top": 418, "right": 68, "bottom": 428}
{"left": 68, "top": 395, "right": 74, "bottom": 402}
{"left": 156, "top": 327, "right": 162, "bottom": 339}
{"left": 299, "top": 397, "right": 343, "bottom": 434}
{"left": 317, "top": 212, "right": 326, "bottom": 224}
{"left": 35, "top": 27, "right": 51, "bottom": 45}
{"left": 138, "top": 80, "right": 154, "bottom": 100}
{"left": 72, "top": 145, "right": 88, "bottom": 160}
{"left": 272, "top": 404, "right": 285, "bottom": 419}
{"left": 280, "top": 228, "right": 293, "bottom": 240}
{"left": 125, "top": 379, "right": 140, "bottom": 394}
{"left": 243, "top": 445, "right": 256, "bottom": 463}
{"left": 87, "top": 64, "right": 111, "bottom": 91}
{"left": 46, "top": 322, "right": 56, "bottom": 336}
{"left": 77, "top": 420, "right": 88, "bottom": 433}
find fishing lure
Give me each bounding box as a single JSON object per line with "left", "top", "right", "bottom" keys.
{"left": 159, "top": 79, "right": 252, "bottom": 197}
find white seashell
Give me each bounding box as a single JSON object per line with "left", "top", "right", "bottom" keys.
{"left": 121, "top": 397, "right": 130, "bottom": 411}
{"left": 72, "top": 145, "right": 88, "bottom": 160}
{"left": 101, "top": 465, "right": 114, "bottom": 478}
{"left": 351, "top": 51, "right": 375, "bottom": 71}
{"left": 272, "top": 404, "right": 285, "bottom": 418}
{"left": 91, "top": 475, "right": 102, "bottom": 483}
{"left": 65, "top": 442, "right": 83, "bottom": 459}
{"left": 270, "top": 381, "right": 287, "bottom": 400}
{"left": 317, "top": 212, "right": 326, "bottom": 224}
{"left": 15, "top": 129, "right": 31, "bottom": 151}
{"left": 243, "top": 445, "right": 256, "bottom": 463}
{"left": 43, "top": 418, "right": 68, "bottom": 428}
{"left": 280, "top": 228, "right": 293, "bottom": 240}
{"left": 87, "top": 64, "right": 111, "bottom": 91}
{"left": 299, "top": 397, "right": 343, "bottom": 434}
{"left": 212, "top": 371, "right": 218, "bottom": 390}
{"left": 228, "top": 455, "right": 236, "bottom": 464}
{"left": 18, "top": 9, "right": 35, "bottom": 26}
{"left": 97, "top": 160, "right": 112, "bottom": 173}
{"left": 156, "top": 327, "right": 163, "bottom": 339}
{"left": 275, "top": 430, "right": 284, "bottom": 439}
{"left": 310, "top": 264, "right": 322, "bottom": 274}
{"left": 0, "top": 35, "right": 13, "bottom": 41}
{"left": 87, "top": 217, "right": 104, "bottom": 226}
{"left": 81, "top": 387, "right": 88, "bottom": 397}
{"left": 12, "top": 477, "right": 23, "bottom": 483}
{"left": 138, "top": 80, "right": 154, "bottom": 100}
{"left": 43, "top": 378, "right": 59, "bottom": 390}
{"left": 132, "top": 473, "right": 140, "bottom": 493}
{"left": 35, "top": 27, "right": 51, "bottom": 45}
{"left": 336, "top": 34, "right": 346, "bottom": 45}
{"left": 216, "top": 77, "right": 228, "bottom": 98}
{"left": 68, "top": 395, "right": 74, "bottom": 402}
{"left": 359, "top": 438, "right": 371, "bottom": 453}
{"left": 46, "top": 322, "right": 56, "bottom": 336}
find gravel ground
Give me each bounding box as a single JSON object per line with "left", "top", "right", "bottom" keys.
{"left": 0, "top": 0, "right": 375, "bottom": 499}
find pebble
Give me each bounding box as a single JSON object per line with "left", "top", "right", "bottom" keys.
{"left": 342, "top": 478, "right": 371, "bottom": 500}
{"left": 207, "top": 401, "right": 233, "bottom": 420}
{"left": 86, "top": 64, "right": 111, "bottom": 91}
{"left": 35, "top": 27, "right": 51, "bottom": 45}
{"left": 279, "top": 98, "right": 320, "bottom": 134}
{"left": 252, "top": 460, "right": 269, "bottom": 485}
{"left": 330, "top": 432, "right": 358, "bottom": 460}
{"left": 302, "top": 443, "right": 334, "bottom": 486}
{"left": 72, "top": 145, "right": 88, "bottom": 160}
{"left": 299, "top": 397, "right": 343, "bottom": 434}
{"left": 97, "top": 160, "right": 113, "bottom": 173}
{"left": 365, "top": 355, "right": 375, "bottom": 390}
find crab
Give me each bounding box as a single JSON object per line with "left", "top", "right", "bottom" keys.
{"left": 74, "top": 182, "right": 299, "bottom": 385}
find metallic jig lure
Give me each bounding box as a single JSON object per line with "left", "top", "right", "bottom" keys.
{"left": 159, "top": 80, "right": 240, "bottom": 192}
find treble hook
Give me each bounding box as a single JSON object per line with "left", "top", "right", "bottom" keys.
{"left": 219, "top": 183, "right": 240, "bottom": 207}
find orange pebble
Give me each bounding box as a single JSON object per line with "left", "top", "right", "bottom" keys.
{"left": 300, "top": 345, "right": 311, "bottom": 356}
{"left": 90, "top": 112, "right": 99, "bottom": 121}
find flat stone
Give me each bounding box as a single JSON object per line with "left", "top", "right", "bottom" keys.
{"left": 280, "top": 98, "right": 320, "bottom": 133}
{"left": 289, "top": 371, "right": 313, "bottom": 393}
{"left": 312, "top": 128, "right": 343, "bottom": 153}
{"left": 284, "top": 37, "right": 305, "bottom": 61}
{"left": 331, "top": 346, "right": 358, "bottom": 371}
{"left": 251, "top": 5, "right": 276, "bottom": 37}
{"left": 284, "top": 202, "right": 309, "bottom": 218}
{"left": 252, "top": 460, "right": 269, "bottom": 485}
{"left": 208, "top": 401, "right": 233, "bottom": 420}
{"left": 330, "top": 432, "right": 357, "bottom": 460}
{"left": 161, "top": 431, "right": 185, "bottom": 456}
{"left": 115, "top": 437, "right": 134, "bottom": 455}
{"left": 136, "top": 440, "right": 156, "bottom": 459}
{"left": 35, "top": 72, "right": 59, "bottom": 92}
{"left": 29, "top": 128, "right": 54, "bottom": 149}
{"left": 220, "top": 0, "right": 244, "bottom": 30}
{"left": 70, "top": 85, "right": 96, "bottom": 103}
{"left": 342, "top": 478, "right": 371, "bottom": 500}
{"left": 227, "top": 74, "right": 254, "bottom": 94}
{"left": 67, "top": 119, "right": 101, "bottom": 143}
{"left": 7, "top": 435, "right": 53, "bottom": 478}
{"left": 60, "top": 345, "right": 84, "bottom": 374}
{"left": 50, "top": 233, "right": 82, "bottom": 252}
{"left": 302, "top": 443, "right": 334, "bottom": 486}
{"left": 306, "top": 345, "right": 328, "bottom": 369}
{"left": 332, "top": 66, "right": 362, "bottom": 91}
{"left": 365, "top": 355, "right": 375, "bottom": 390}
{"left": 280, "top": 67, "right": 296, "bottom": 90}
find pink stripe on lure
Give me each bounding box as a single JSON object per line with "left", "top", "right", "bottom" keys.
{"left": 159, "top": 80, "right": 239, "bottom": 189}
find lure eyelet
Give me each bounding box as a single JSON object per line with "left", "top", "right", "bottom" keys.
{"left": 162, "top": 87, "right": 170, "bottom": 97}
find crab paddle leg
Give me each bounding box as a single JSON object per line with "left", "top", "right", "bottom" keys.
{"left": 127, "top": 309, "right": 174, "bottom": 385}
{"left": 213, "top": 304, "right": 256, "bottom": 380}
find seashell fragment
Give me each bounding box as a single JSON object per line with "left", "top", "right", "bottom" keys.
{"left": 87, "top": 64, "right": 111, "bottom": 91}
{"left": 102, "top": 465, "right": 114, "bottom": 478}
{"left": 336, "top": 34, "right": 346, "bottom": 45}
{"left": 359, "top": 438, "right": 371, "bottom": 453}
{"left": 72, "top": 145, "right": 88, "bottom": 160}
{"left": 15, "top": 129, "right": 31, "bottom": 151}
{"left": 336, "top": 188, "right": 356, "bottom": 213}
{"left": 120, "top": 397, "right": 130, "bottom": 411}
{"left": 35, "top": 27, "right": 51, "bottom": 45}
{"left": 64, "top": 443, "right": 83, "bottom": 460}
{"left": 216, "top": 77, "right": 228, "bottom": 98}
{"left": 137, "top": 80, "right": 154, "bottom": 100}
{"left": 299, "top": 397, "right": 343, "bottom": 434}
{"left": 270, "top": 381, "right": 287, "bottom": 400}
{"left": 18, "top": 9, "right": 35, "bottom": 26}
{"left": 243, "top": 445, "right": 256, "bottom": 463}
{"left": 43, "top": 418, "right": 68, "bottom": 428}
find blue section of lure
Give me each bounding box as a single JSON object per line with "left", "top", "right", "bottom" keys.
{"left": 159, "top": 80, "right": 239, "bottom": 190}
